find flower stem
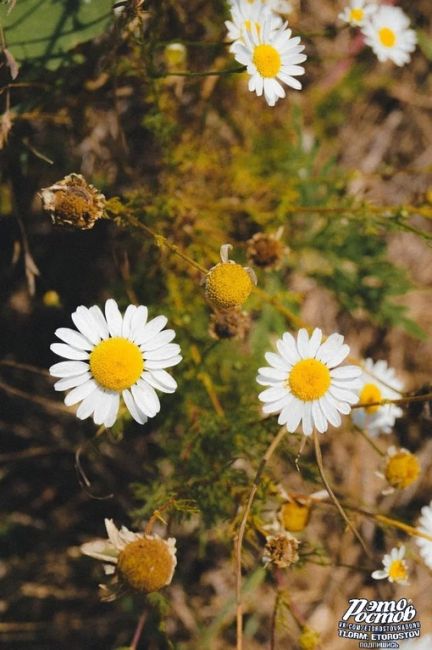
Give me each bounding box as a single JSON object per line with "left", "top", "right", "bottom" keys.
{"left": 313, "top": 430, "right": 370, "bottom": 556}
{"left": 235, "top": 426, "right": 287, "bottom": 650}
{"left": 130, "top": 611, "right": 147, "bottom": 650}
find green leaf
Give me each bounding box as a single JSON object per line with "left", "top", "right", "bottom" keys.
{"left": 0, "top": 0, "right": 114, "bottom": 70}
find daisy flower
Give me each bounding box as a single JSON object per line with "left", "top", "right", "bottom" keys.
{"left": 50, "top": 299, "right": 181, "bottom": 427}
{"left": 81, "top": 519, "right": 177, "bottom": 601}
{"left": 352, "top": 359, "right": 403, "bottom": 436}
{"left": 371, "top": 546, "right": 409, "bottom": 585}
{"left": 399, "top": 635, "right": 432, "bottom": 649}
{"left": 416, "top": 501, "right": 432, "bottom": 570}
{"left": 204, "top": 244, "right": 257, "bottom": 310}
{"left": 378, "top": 446, "right": 420, "bottom": 495}
{"left": 225, "top": 0, "right": 281, "bottom": 51}
{"left": 338, "top": 0, "right": 377, "bottom": 28}
{"left": 257, "top": 328, "right": 362, "bottom": 436}
{"left": 229, "top": 0, "right": 293, "bottom": 14}
{"left": 232, "top": 17, "right": 307, "bottom": 107}
{"left": 361, "top": 6, "right": 417, "bottom": 66}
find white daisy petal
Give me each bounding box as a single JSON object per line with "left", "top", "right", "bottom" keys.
{"left": 55, "top": 327, "right": 93, "bottom": 351}
{"left": 134, "top": 315, "right": 168, "bottom": 346}
{"left": 259, "top": 386, "right": 289, "bottom": 402}
{"left": 262, "top": 395, "right": 291, "bottom": 415}
{"left": 93, "top": 390, "right": 115, "bottom": 426}
{"left": 50, "top": 343, "right": 89, "bottom": 361}
{"left": 130, "top": 305, "right": 149, "bottom": 341}
{"left": 72, "top": 307, "right": 101, "bottom": 345}
{"left": 296, "top": 328, "right": 310, "bottom": 358}
{"left": 301, "top": 402, "right": 313, "bottom": 436}
{"left": 331, "top": 365, "right": 362, "bottom": 379}
{"left": 122, "top": 304, "right": 137, "bottom": 340}
{"left": 142, "top": 370, "right": 177, "bottom": 394}
{"left": 145, "top": 355, "right": 182, "bottom": 370}
{"left": 265, "top": 351, "right": 290, "bottom": 370}
{"left": 104, "top": 392, "right": 120, "bottom": 428}
{"left": 105, "top": 518, "right": 124, "bottom": 550}
{"left": 312, "top": 400, "right": 328, "bottom": 433}
{"left": 64, "top": 379, "right": 98, "bottom": 406}
{"left": 280, "top": 397, "right": 303, "bottom": 431}
{"left": 50, "top": 361, "right": 89, "bottom": 378}
{"left": 54, "top": 372, "right": 92, "bottom": 391}
{"left": 122, "top": 388, "right": 148, "bottom": 425}
{"left": 105, "top": 299, "right": 123, "bottom": 338}
{"left": 326, "top": 344, "right": 350, "bottom": 368}
{"left": 315, "top": 333, "right": 344, "bottom": 363}
{"left": 131, "top": 384, "right": 159, "bottom": 418}
{"left": 76, "top": 386, "right": 101, "bottom": 420}
{"left": 308, "top": 328, "right": 322, "bottom": 358}
{"left": 141, "top": 329, "right": 176, "bottom": 351}
{"left": 319, "top": 395, "right": 342, "bottom": 427}
{"left": 89, "top": 305, "right": 110, "bottom": 339}
{"left": 144, "top": 343, "right": 181, "bottom": 361}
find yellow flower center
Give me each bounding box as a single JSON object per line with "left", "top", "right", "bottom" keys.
{"left": 253, "top": 44, "right": 281, "bottom": 78}
{"left": 89, "top": 337, "right": 143, "bottom": 392}
{"left": 379, "top": 27, "right": 396, "bottom": 48}
{"left": 349, "top": 7, "right": 364, "bottom": 22}
{"left": 385, "top": 451, "right": 420, "bottom": 489}
{"left": 359, "top": 383, "right": 382, "bottom": 413}
{"left": 388, "top": 559, "right": 408, "bottom": 583}
{"left": 280, "top": 501, "right": 310, "bottom": 532}
{"left": 117, "top": 537, "right": 175, "bottom": 593}
{"left": 205, "top": 262, "right": 253, "bottom": 310}
{"left": 288, "top": 359, "right": 331, "bottom": 401}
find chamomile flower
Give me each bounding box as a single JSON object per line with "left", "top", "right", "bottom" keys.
{"left": 379, "top": 446, "right": 420, "bottom": 494}
{"left": 258, "top": 328, "right": 362, "bottom": 436}
{"left": 352, "top": 359, "right": 403, "bottom": 436}
{"left": 50, "top": 299, "right": 181, "bottom": 427}
{"left": 204, "top": 244, "right": 257, "bottom": 310}
{"left": 415, "top": 501, "right": 432, "bottom": 570}
{"left": 361, "top": 6, "right": 417, "bottom": 66}
{"left": 261, "top": 0, "right": 293, "bottom": 15}
{"left": 338, "top": 0, "right": 377, "bottom": 27}
{"left": 81, "top": 519, "right": 177, "bottom": 601}
{"left": 232, "top": 17, "right": 307, "bottom": 107}
{"left": 225, "top": 0, "right": 281, "bottom": 51}
{"left": 372, "top": 546, "right": 409, "bottom": 585}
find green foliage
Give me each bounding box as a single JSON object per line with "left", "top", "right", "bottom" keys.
{"left": 0, "top": 0, "right": 114, "bottom": 70}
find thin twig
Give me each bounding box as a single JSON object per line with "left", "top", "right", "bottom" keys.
{"left": 0, "top": 380, "right": 71, "bottom": 414}
{"left": 130, "top": 611, "right": 147, "bottom": 650}
{"left": 354, "top": 425, "right": 385, "bottom": 457}
{"left": 313, "top": 430, "right": 370, "bottom": 556}
{"left": 235, "top": 426, "right": 287, "bottom": 650}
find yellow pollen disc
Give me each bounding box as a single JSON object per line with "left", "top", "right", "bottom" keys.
{"left": 349, "top": 8, "right": 364, "bottom": 22}
{"left": 379, "top": 27, "right": 396, "bottom": 48}
{"left": 117, "top": 538, "right": 175, "bottom": 593}
{"left": 280, "top": 501, "right": 310, "bottom": 532}
{"left": 205, "top": 262, "right": 253, "bottom": 310}
{"left": 253, "top": 44, "right": 281, "bottom": 78}
{"left": 89, "top": 337, "right": 143, "bottom": 392}
{"left": 388, "top": 559, "right": 407, "bottom": 582}
{"left": 288, "top": 359, "right": 331, "bottom": 401}
{"left": 359, "top": 383, "right": 382, "bottom": 413}
{"left": 385, "top": 452, "right": 420, "bottom": 489}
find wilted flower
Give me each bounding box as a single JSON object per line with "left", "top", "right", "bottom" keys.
{"left": 40, "top": 173, "right": 106, "bottom": 230}
{"left": 263, "top": 530, "right": 299, "bottom": 568}
{"left": 352, "top": 359, "right": 404, "bottom": 436}
{"left": 205, "top": 244, "right": 257, "bottom": 310}
{"left": 81, "top": 519, "right": 177, "bottom": 601}
{"left": 415, "top": 501, "right": 432, "bottom": 570}
{"left": 338, "top": 0, "right": 377, "bottom": 27}
{"left": 50, "top": 299, "right": 181, "bottom": 427}
{"left": 246, "top": 228, "right": 287, "bottom": 270}
{"left": 258, "top": 328, "right": 362, "bottom": 436}
{"left": 232, "top": 18, "right": 307, "bottom": 107}
{"left": 208, "top": 308, "right": 252, "bottom": 341}
{"left": 372, "top": 546, "right": 409, "bottom": 585}
{"left": 361, "top": 6, "right": 416, "bottom": 66}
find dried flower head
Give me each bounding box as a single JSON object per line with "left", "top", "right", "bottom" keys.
{"left": 205, "top": 244, "right": 257, "bottom": 310}
{"left": 299, "top": 626, "right": 321, "bottom": 650}
{"left": 263, "top": 531, "right": 299, "bottom": 568}
{"left": 81, "top": 519, "right": 177, "bottom": 601}
{"left": 384, "top": 446, "right": 420, "bottom": 491}
{"left": 208, "top": 308, "right": 252, "bottom": 341}
{"left": 279, "top": 498, "right": 310, "bottom": 532}
{"left": 246, "top": 229, "right": 287, "bottom": 270}
{"left": 40, "top": 173, "right": 106, "bottom": 230}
